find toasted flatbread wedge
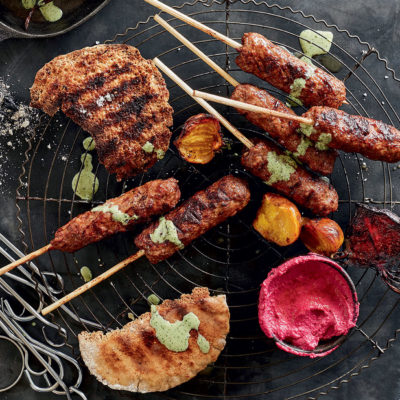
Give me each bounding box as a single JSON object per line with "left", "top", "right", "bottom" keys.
{"left": 78, "top": 287, "right": 229, "bottom": 392}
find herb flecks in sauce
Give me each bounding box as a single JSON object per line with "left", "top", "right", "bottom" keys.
{"left": 300, "top": 30, "right": 333, "bottom": 59}
{"left": 83, "top": 137, "right": 96, "bottom": 151}
{"left": 293, "top": 137, "right": 313, "bottom": 158}
{"left": 265, "top": 151, "right": 297, "bottom": 185}
{"left": 71, "top": 154, "right": 99, "bottom": 201}
{"left": 150, "top": 217, "right": 184, "bottom": 249}
{"left": 80, "top": 266, "right": 92, "bottom": 283}
{"left": 288, "top": 78, "right": 306, "bottom": 107}
{"left": 39, "top": 1, "right": 62, "bottom": 22}
{"left": 156, "top": 149, "right": 165, "bottom": 160}
{"left": 299, "top": 123, "right": 315, "bottom": 138}
{"left": 150, "top": 305, "right": 210, "bottom": 354}
{"left": 316, "top": 133, "right": 332, "bottom": 151}
{"left": 142, "top": 141, "right": 155, "bottom": 153}
{"left": 92, "top": 203, "right": 138, "bottom": 225}
{"left": 147, "top": 294, "right": 160, "bottom": 305}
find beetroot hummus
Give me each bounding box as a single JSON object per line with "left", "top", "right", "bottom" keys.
{"left": 259, "top": 254, "right": 359, "bottom": 357}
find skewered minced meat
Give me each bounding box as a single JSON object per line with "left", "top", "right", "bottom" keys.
{"left": 236, "top": 33, "right": 346, "bottom": 109}
{"left": 135, "top": 175, "right": 250, "bottom": 264}
{"left": 231, "top": 84, "right": 337, "bottom": 175}
{"left": 51, "top": 178, "right": 180, "bottom": 253}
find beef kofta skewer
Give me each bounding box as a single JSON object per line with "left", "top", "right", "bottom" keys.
{"left": 146, "top": 0, "right": 346, "bottom": 108}
{"left": 154, "top": 58, "right": 338, "bottom": 216}
{"left": 42, "top": 175, "right": 251, "bottom": 315}
{"left": 0, "top": 178, "right": 181, "bottom": 276}
{"left": 154, "top": 15, "right": 337, "bottom": 176}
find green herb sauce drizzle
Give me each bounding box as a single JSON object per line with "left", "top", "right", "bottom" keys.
{"left": 265, "top": 151, "right": 297, "bottom": 185}
{"left": 91, "top": 203, "right": 138, "bottom": 225}
{"left": 150, "top": 217, "right": 184, "bottom": 249}
{"left": 150, "top": 305, "right": 210, "bottom": 353}
{"left": 71, "top": 154, "right": 99, "bottom": 201}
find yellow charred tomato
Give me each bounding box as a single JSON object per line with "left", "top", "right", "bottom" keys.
{"left": 174, "top": 114, "right": 223, "bottom": 164}
{"left": 253, "top": 193, "right": 302, "bottom": 246}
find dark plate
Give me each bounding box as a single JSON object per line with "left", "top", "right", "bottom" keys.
{"left": 0, "top": 0, "right": 110, "bottom": 40}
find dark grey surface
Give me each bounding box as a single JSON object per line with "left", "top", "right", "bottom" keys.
{"left": 1, "top": 1, "right": 400, "bottom": 399}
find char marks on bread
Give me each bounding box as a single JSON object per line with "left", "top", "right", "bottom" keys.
{"left": 78, "top": 287, "right": 230, "bottom": 393}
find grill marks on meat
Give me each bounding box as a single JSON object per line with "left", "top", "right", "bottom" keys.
{"left": 78, "top": 287, "right": 230, "bottom": 393}
{"left": 30, "top": 44, "right": 174, "bottom": 180}
{"left": 235, "top": 33, "right": 346, "bottom": 108}
{"left": 304, "top": 106, "right": 400, "bottom": 163}
{"left": 241, "top": 139, "right": 338, "bottom": 216}
{"left": 135, "top": 175, "right": 251, "bottom": 264}
{"left": 231, "top": 84, "right": 337, "bottom": 175}
{"left": 50, "top": 178, "right": 180, "bottom": 253}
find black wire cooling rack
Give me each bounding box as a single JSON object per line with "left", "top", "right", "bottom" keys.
{"left": 12, "top": 1, "right": 400, "bottom": 399}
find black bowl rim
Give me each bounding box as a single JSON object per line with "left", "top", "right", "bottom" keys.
{"left": 0, "top": 0, "right": 111, "bottom": 39}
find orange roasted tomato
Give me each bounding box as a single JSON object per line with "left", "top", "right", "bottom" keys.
{"left": 174, "top": 114, "right": 223, "bottom": 164}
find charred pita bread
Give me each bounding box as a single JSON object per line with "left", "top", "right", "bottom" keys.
{"left": 78, "top": 287, "right": 229, "bottom": 392}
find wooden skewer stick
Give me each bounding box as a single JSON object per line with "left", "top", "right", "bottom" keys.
{"left": 193, "top": 90, "right": 314, "bottom": 125}
{"left": 42, "top": 249, "right": 145, "bottom": 316}
{"left": 154, "top": 15, "right": 312, "bottom": 126}
{"left": 146, "top": 0, "right": 241, "bottom": 50}
{"left": 154, "top": 15, "right": 240, "bottom": 88}
{"left": 153, "top": 57, "right": 254, "bottom": 149}
{"left": 151, "top": 4, "right": 350, "bottom": 107}
{"left": 0, "top": 244, "right": 53, "bottom": 277}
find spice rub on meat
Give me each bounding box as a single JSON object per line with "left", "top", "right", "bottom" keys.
{"left": 135, "top": 175, "right": 251, "bottom": 264}
{"left": 78, "top": 287, "right": 230, "bottom": 393}
{"left": 30, "top": 44, "right": 174, "bottom": 180}
{"left": 51, "top": 178, "right": 180, "bottom": 253}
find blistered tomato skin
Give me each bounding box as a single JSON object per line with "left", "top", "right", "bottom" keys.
{"left": 174, "top": 114, "right": 223, "bottom": 164}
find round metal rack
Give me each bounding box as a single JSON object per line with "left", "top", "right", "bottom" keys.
{"left": 14, "top": 1, "right": 400, "bottom": 398}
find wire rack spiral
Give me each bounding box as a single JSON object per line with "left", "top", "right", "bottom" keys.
{"left": 13, "top": 1, "right": 400, "bottom": 399}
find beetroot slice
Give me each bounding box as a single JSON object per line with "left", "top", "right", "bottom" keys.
{"left": 345, "top": 204, "right": 400, "bottom": 274}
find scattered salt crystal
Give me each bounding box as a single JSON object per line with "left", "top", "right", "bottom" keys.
{"left": 96, "top": 96, "right": 105, "bottom": 107}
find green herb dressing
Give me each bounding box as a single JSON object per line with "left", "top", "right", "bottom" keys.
{"left": 142, "top": 141, "right": 155, "bottom": 153}
{"left": 39, "top": 1, "right": 63, "bottom": 22}
{"left": 288, "top": 78, "right": 306, "bottom": 107}
{"left": 83, "top": 137, "right": 96, "bottom": 151}
{"left": 71, "top": 154, "right": 99, "bottom": 201}
{"left": 299, "top": 123, "right": 315, "bottom": 138}
{"left": 293, "top": 137, "right": 313, "bottom": 158}
{"left": 265, "top": 151, "right": 297, "bottom": 185}
{"left": 299, "top": 30, "right": 333, "bottom": 59}
{"left": 147, "top": 294, "right": 160, "bottom": 305}
{"left": 156, "top": 149, "right": 165, "bottom": 160}
{"left": 91, "top": 203, "right": 138, "bottom": 225}
{"left": 80, "top": 266, "right": 92, "bottom": 283}
{"left": 150, "top": 217, "right": 184, "bottom": 249}
{"left": 150, "top": 305, "right": 210, "bottom": 353}
{"left": 316, "top": 133, "right": 332, "bottom": 151}
{"left": 22, "top": 0, "right": 36, "bottom": 9}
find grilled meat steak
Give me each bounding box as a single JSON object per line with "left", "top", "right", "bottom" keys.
{"left": 236, "top": 33, "right": 346, "bottom": 108}
{"left": 78, "top": 287, "right": 230, "bottom": 393}
{"left": 135, "top": 175, "right": 251, "bottom": 264}
{"left": 241, "top": 139, "right": 338, "bottom": 216}
{"left": 231, "top": 84, "right": 337, "bottom": 175}
{"left": 51, "top": 178, "right": 180, "bottom": 253}
{"left": 30, "top": 44, "right": 174, "bottom": 180}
